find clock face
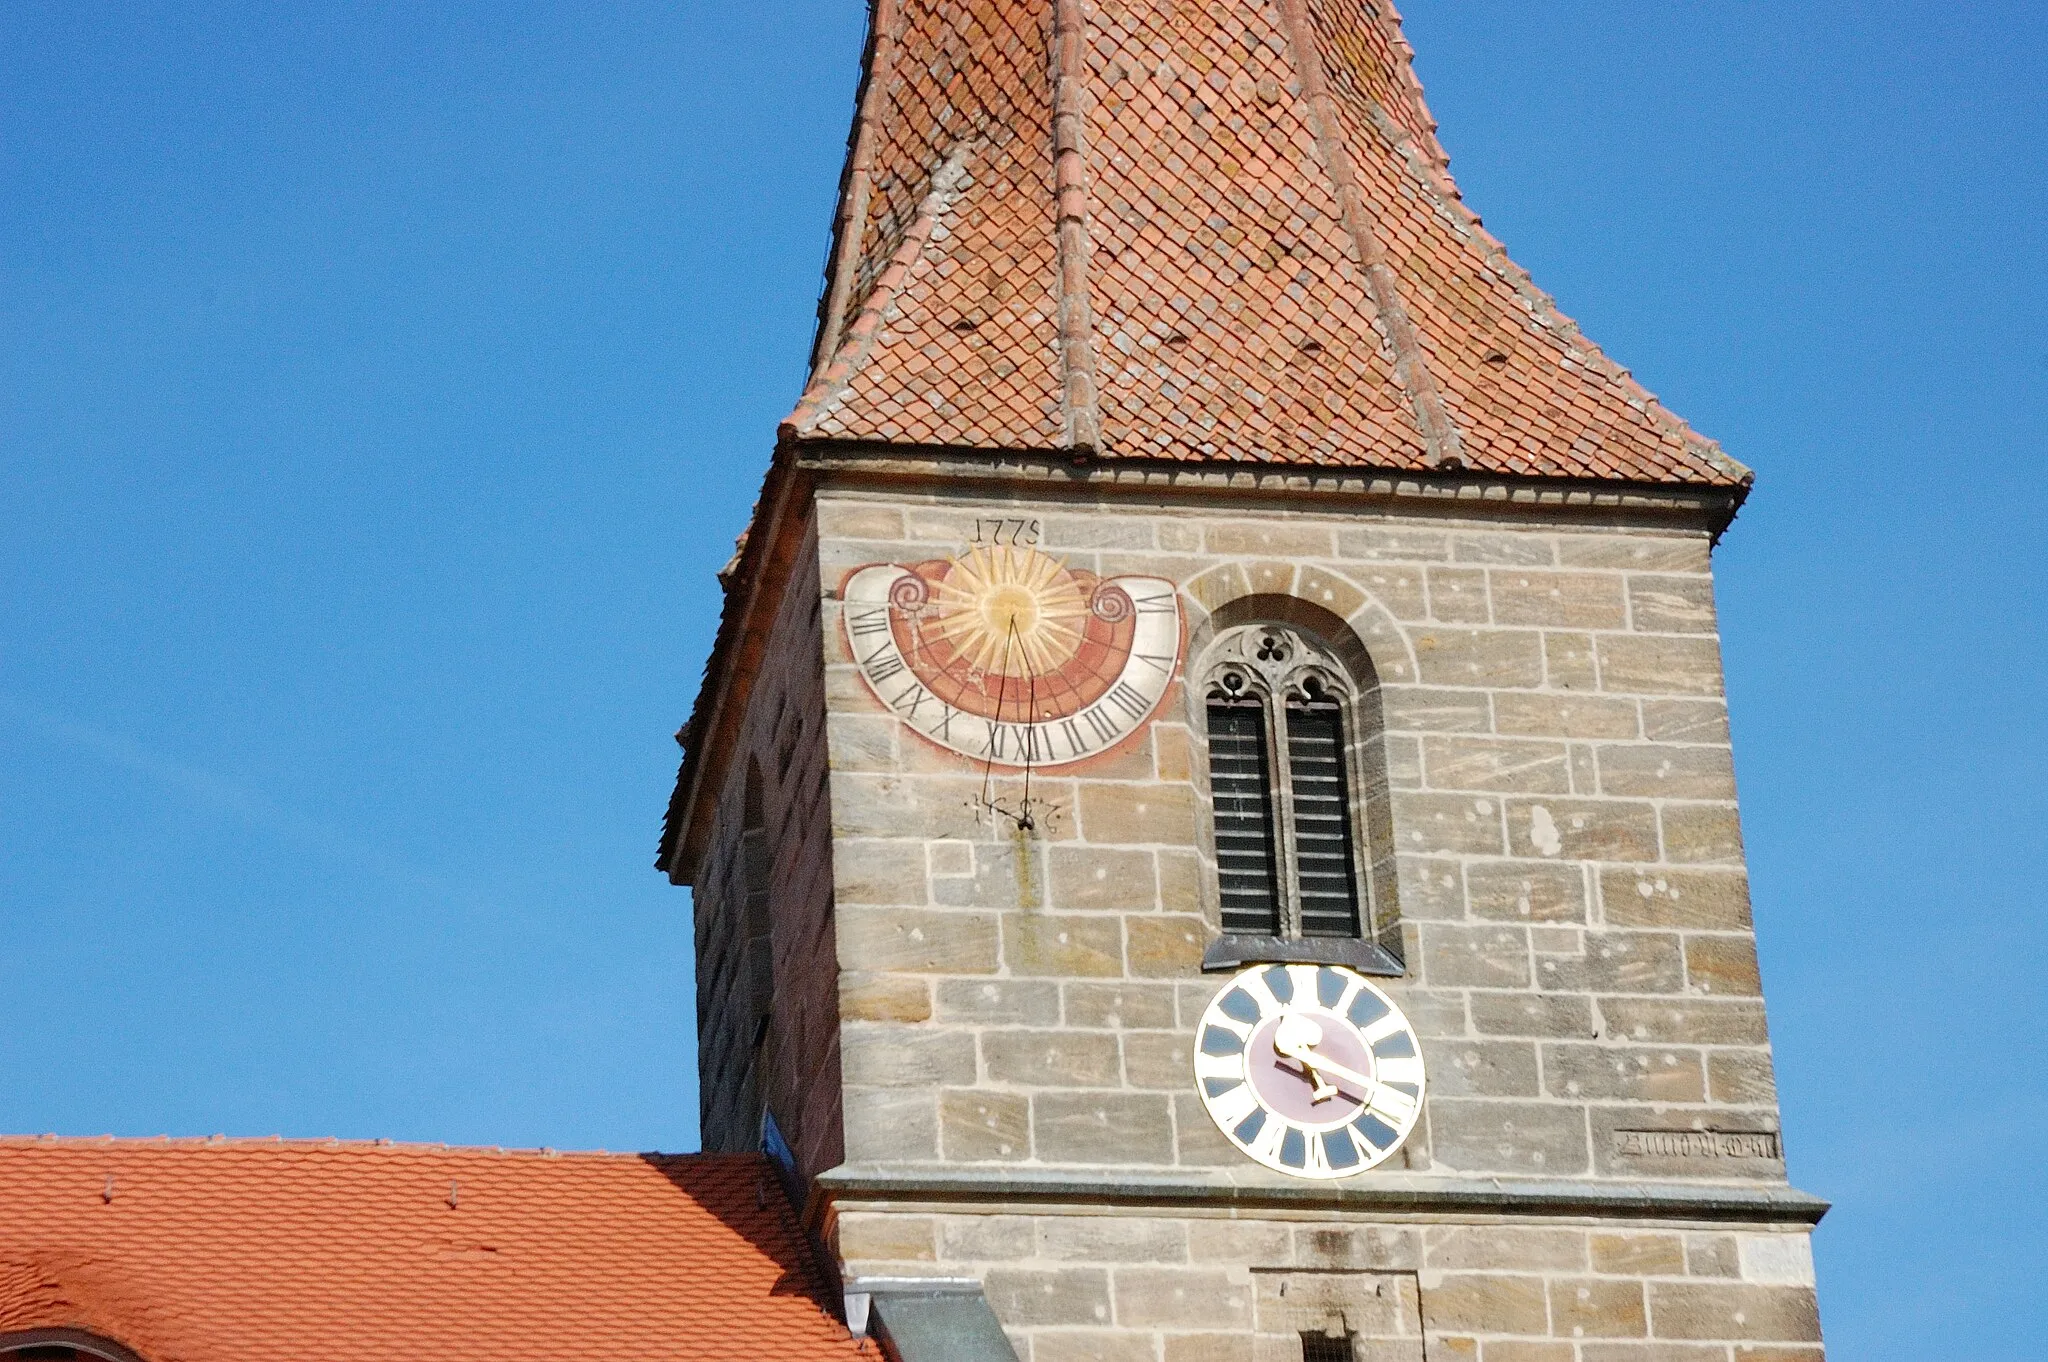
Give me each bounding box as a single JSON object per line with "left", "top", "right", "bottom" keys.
{"left": 841, "top": 541, "right": 1182, "bottom": 769}
{"left": 1194, "top": 963, "right": 1426, "bottom": 1179}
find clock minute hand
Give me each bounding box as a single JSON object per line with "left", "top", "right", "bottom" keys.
{"left": 1272, "top": 1017, "right": 1376, "bottom": 1103}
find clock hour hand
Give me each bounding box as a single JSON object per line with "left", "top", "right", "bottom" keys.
{"left": 1272, "top": 1014, "right": 1376, "bottom": 1104}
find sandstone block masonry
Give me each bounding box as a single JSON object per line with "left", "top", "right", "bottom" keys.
{"left": 809, "top": 489, "right": 1784, "bottom": 1186}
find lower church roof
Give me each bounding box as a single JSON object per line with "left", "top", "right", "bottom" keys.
{"left": 0, "top": 1138, "right": 862, "bottom": 1362}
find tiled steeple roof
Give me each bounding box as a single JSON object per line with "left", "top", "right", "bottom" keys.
{"left": 786, "top": 0, "right": 1746, "bottom": 486}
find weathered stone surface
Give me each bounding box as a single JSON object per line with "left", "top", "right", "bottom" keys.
{"left": 1507, "top": 798, "right": 1661, "bottom": 863}
{"left": 1162, "top": 1332, "right": 1257, "bottom": 1362}
{"left": 1647, "top": 1283, "right": 1822, "bottom": 1342}
{"left": 817, "top": 500, "right": 906, "bottom": 541}
{"left": 939, "top": 1090, "right": 1031, "bottom": 1160}
{"left": 1394, "top": 856, "right": 1468, "bottom": 921}
{"left": 984, "top": 1030, "right": 1122, "bottom": 1086}
{"left": 1535, "top": 930, "right": 1686, "bottom": 995}
{"left": 1429, "top": 1099, "right": 1589, "bottom": 1175}
{"left": 1597, "top": 636, "right": 1725, "bottom": 697}
{"left": 1549, "top": 1277, "right": 1648, "bottom": 1337}
{"left": 1480, "top": 1345, "right": 1573, "bottom": 1362}
{"left": 1466, "top": 860, "right": 1588, "bottom": 922}
{"left": 1544, "top": 632, "right": 1599, "bottom": 690}
{"left": 939, "top": 1213, "right": 1037, "bottom": 1261}
{"left": 1420, "top": 923, "right": 1531, "bottom": 988}
{"left": 1382, "top": 685, "right": 1494, "bottom": 733}
{"left": 1125, "top": 914, "right": 1208, "bottom": 977}
{"left": 1424, "top": 1226, "right": 1586, "bottom": 1272}
{"left": 1470, "top": 990, "right": 1594, "bottom": 1039}
{"left": 1601, "top": 997, "right": 1768, "bottom": 1046}
{"left": 839, "top": 906, "right": 999, "bottom": 973}
{"left": 1597, "top": 745, "right": 1737, "bottom": 800}
{"left": 1686, "top": 935, "right": 1763, "bottom": 995}
{"left": 842, "top": 1025, "right": 977, "bottom": 1087}
{"left": 834, "top": 837, "right": 929, "bottom": 902}
{"left": 1172, "top": 1091, "right": 1242, "bottom": 1166}
{"left": 1491, "top": 571, "right": 1627, "bottom": 630}
{"left": 1038, "top": 1217, "right": 1189, "bottom": 1264}
{"left": 1600, "top": 868, "right": 1752, "bottom": 930}
{"left": 842, "top": 1089, "right": 937, "bottom": 1162}
{"left": 1640, "top": 698, "right": 1730, "bottom": 744}
{"left": 1661, "top": 803, "right": 1746, "bottom": 864}
{"left": 1079, "top": 782, "right": 1200, "bottom": 844}
{"left": 1427, "top": 1039, "right": 1541, "bottom": 1098}
{"left": 1425, "top": 737, "right": 1572, "bottom": 794}
{"left": 1035, "top": 1332, "right": 1157, "bottom": 1362}
{"left": 1188, "top": 1219, "right": 1292, "bottom": 1264}
{"left": 837, "top": 1212, "right": 936, "bottom": 1264}
{"left": 1628, "top": 575, "right": 1718, "bottom": 633}
{"left": 983, "top": 1267, "right": 1115, "bottom": 1327}
{"left": 1115, "top": 1268, "right": 1254, "bottom": 1329}
{"left": 1454, "top": 532, "right": 1557, "bottom": 566}
{"left": 1394, "top": 793, "right": 1508, "bottom": 855}
{"left": 1005, "top": 914, "right": 1124, "bottom": 977}
{"left": 840, "top": 972, "right": 933, "bottom": 1023}
{"left": 1738, "top": 1233, "right": 1817, "bottom": 1287}
{"left": 1122, "top": 1030, "right": 1193, "bottom": 1089}
{"left": 1709, "top": 1050, "right": 1779, "bottom": 1105}
{"left": 1419, "top": 1272, "right": 1549, "bottom": 1334}
{"left": 1591, "top": 1232, "right": 1687, "bottom": 1278}
{"left": 1338, "top": 524, "right": 1450, "bottom": 562}
{"left": 1033, "top": 1092, "right": 1175, "bottom": 1164}
{"left": 1426, "top": 566, "right": 1492, "bottom": 623}
{"left": 1493, "top": 691, "right": 1640, "bottom": 739}
{"left": 1203, "top": 521, "right": 1333, "bottom": 558}
{"left": 1065, "top": 981, "right": 1177, "bottom": 1029}
{"left": 1291, "top": 1226, "right": 1418, "bottom": 1271}
{"left": 1412, "top": 628, "right": 1546, "bottom": 687}
{"left": 1544, "top": 1043, "right": 1706, "bottom": 1103}
{"left": 1557, "top": 534, "right": 1710, "bottom": 574}
{"left": 1049, "top": 846, "right": 1157, "bottom": 910}
{"left": 936, "top": 978, "right": 1061, "bottom": 1025}
{"left": 1685, "top": 1233, "right": 1742, "bottom": 1278}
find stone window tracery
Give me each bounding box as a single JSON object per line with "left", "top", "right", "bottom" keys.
{"left": 1198, "top": 622, "right": 1401, "bottom": 975}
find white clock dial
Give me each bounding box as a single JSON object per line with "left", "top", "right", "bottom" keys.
{"left": 1193, "top": 963, "right": 1426, "bottom": 1179}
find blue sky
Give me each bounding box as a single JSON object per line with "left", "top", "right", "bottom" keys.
{"left": 3, "top": 2, "right": 2042, "bottom": 1355}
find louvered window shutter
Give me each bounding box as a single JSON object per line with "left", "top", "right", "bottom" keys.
{"left": 1286, "top": 693, "right": 1362, "bottom": 938}
{"left": 1206, "top": 697, "right": 1281, "bottom": 935}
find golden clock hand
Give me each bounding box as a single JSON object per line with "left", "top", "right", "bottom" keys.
{"left": 1272, "top": 1014, "right": 1376, "bottom": 1103}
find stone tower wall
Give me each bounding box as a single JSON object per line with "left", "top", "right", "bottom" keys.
{"left": 691, "top": 520, "right": 844, "bottom": 1177}
{"left": 816, "top": 486, "right": 1783, "bottom": 1187}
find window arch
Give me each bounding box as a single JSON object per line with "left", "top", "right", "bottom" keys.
{"left": 1196, "top": 619, "right": 1402, "bottom": 975}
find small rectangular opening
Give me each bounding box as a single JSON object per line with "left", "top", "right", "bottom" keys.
{"left": 1299, "top": 1332, "right": 1354, "bottom": 1362}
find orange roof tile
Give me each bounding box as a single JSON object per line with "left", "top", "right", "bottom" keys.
{"left": 786, "top": 0, "right": 1747, "bottom": 486}
{"left": 0, "top": 1138, "right": 863, "bottom": 1362}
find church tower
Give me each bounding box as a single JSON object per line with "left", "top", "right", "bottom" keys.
{"left": 659, "top": 1, "right": 1827, "bottom": 1357}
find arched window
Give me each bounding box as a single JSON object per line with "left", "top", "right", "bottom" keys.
{"left": 1198, "top": 622, "right": 1401, "bottom": 975}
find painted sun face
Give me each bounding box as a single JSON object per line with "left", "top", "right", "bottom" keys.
{"left": 928, "top": 544, "right": 1089, "bottom": 679}
{"left": 840, "top": 543, "right": 1183, "bottom": 769}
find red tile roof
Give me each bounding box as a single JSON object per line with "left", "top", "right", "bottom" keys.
{"left": 786, "top": 0, "right": 1746, "bottom": 486}
{"left": 0, "top": 1138, "right": 864, "bottom": 1362}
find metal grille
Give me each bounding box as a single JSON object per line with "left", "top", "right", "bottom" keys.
{"left": 1299, "top": 1333, "right": 1355, "bottom": 1362}
{"left": 1206, "top": 698, "right": 1280, "bottom": 934}
{"left": 1286, "top": 697, "right": 1362, "bottom": 938}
